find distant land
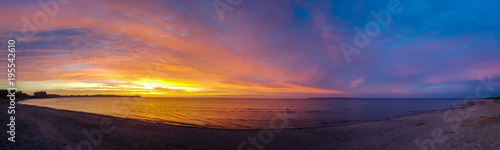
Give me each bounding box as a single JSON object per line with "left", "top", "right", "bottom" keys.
{"left": 0, "top": 89, "right": 140, "bottom": 100}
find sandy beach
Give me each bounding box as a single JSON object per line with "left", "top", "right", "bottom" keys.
{"left": 1, "top": 99, "right": 500, "bottom": 150}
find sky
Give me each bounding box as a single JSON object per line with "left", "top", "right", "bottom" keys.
{"left": 1, "top": 0, "right": 499, "bottom": 98}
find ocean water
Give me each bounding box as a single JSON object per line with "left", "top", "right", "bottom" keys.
{"left": 19, "top": 97, "right": 474, "bottom": 129}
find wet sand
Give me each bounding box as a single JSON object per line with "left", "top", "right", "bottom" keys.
{"left": 1, "top": 99, "right": 499, "bottom": 150}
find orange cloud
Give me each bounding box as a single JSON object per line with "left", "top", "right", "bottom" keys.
{"left": 0, "top": 0, "right": 346, "bottom": 98}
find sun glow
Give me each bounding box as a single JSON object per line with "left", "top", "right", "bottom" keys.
{"left": 130, "top": 78, "right": 204, "bottom": 92}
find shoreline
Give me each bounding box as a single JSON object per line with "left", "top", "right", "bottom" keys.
{"left": 2, "top": 99, "right": 499, "bottom": 149}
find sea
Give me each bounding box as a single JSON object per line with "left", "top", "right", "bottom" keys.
{"left": 19, "top": 97, "right": 476, "bottom": 129}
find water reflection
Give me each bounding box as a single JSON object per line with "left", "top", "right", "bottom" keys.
{"left": 20, "top": 97, "right": 472, "bottom": 129}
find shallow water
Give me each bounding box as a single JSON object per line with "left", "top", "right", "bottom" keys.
{"left": 20, "top": 97, "right": 473, "bottom": 129}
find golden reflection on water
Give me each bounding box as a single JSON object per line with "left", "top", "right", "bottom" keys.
{"left": 20, "top": 97, "right": 315, "bottom": 129}
{"left": 20, "top": 97, "right": 470, "bottom": 129}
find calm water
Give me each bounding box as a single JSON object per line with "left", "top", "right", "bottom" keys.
{"left": 19, "top": 97, "right": 474, "bottom": 129}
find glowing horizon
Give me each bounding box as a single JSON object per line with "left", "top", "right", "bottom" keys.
{"left": 1, "top": 0, "right": 499, "bottom": 98}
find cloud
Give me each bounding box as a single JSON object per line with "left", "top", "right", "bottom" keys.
{"left": 350, "top": 78, "right": 365, "bottom": 88}
{"left": 1, "top": 0, "right": 499, "bottom": 98}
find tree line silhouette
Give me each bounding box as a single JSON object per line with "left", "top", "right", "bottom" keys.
{"left": 0, "top": 90, "right": 60, "bottom": 99}
{"left": 1, "top": 89, "right": 140, "bottom": 99}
